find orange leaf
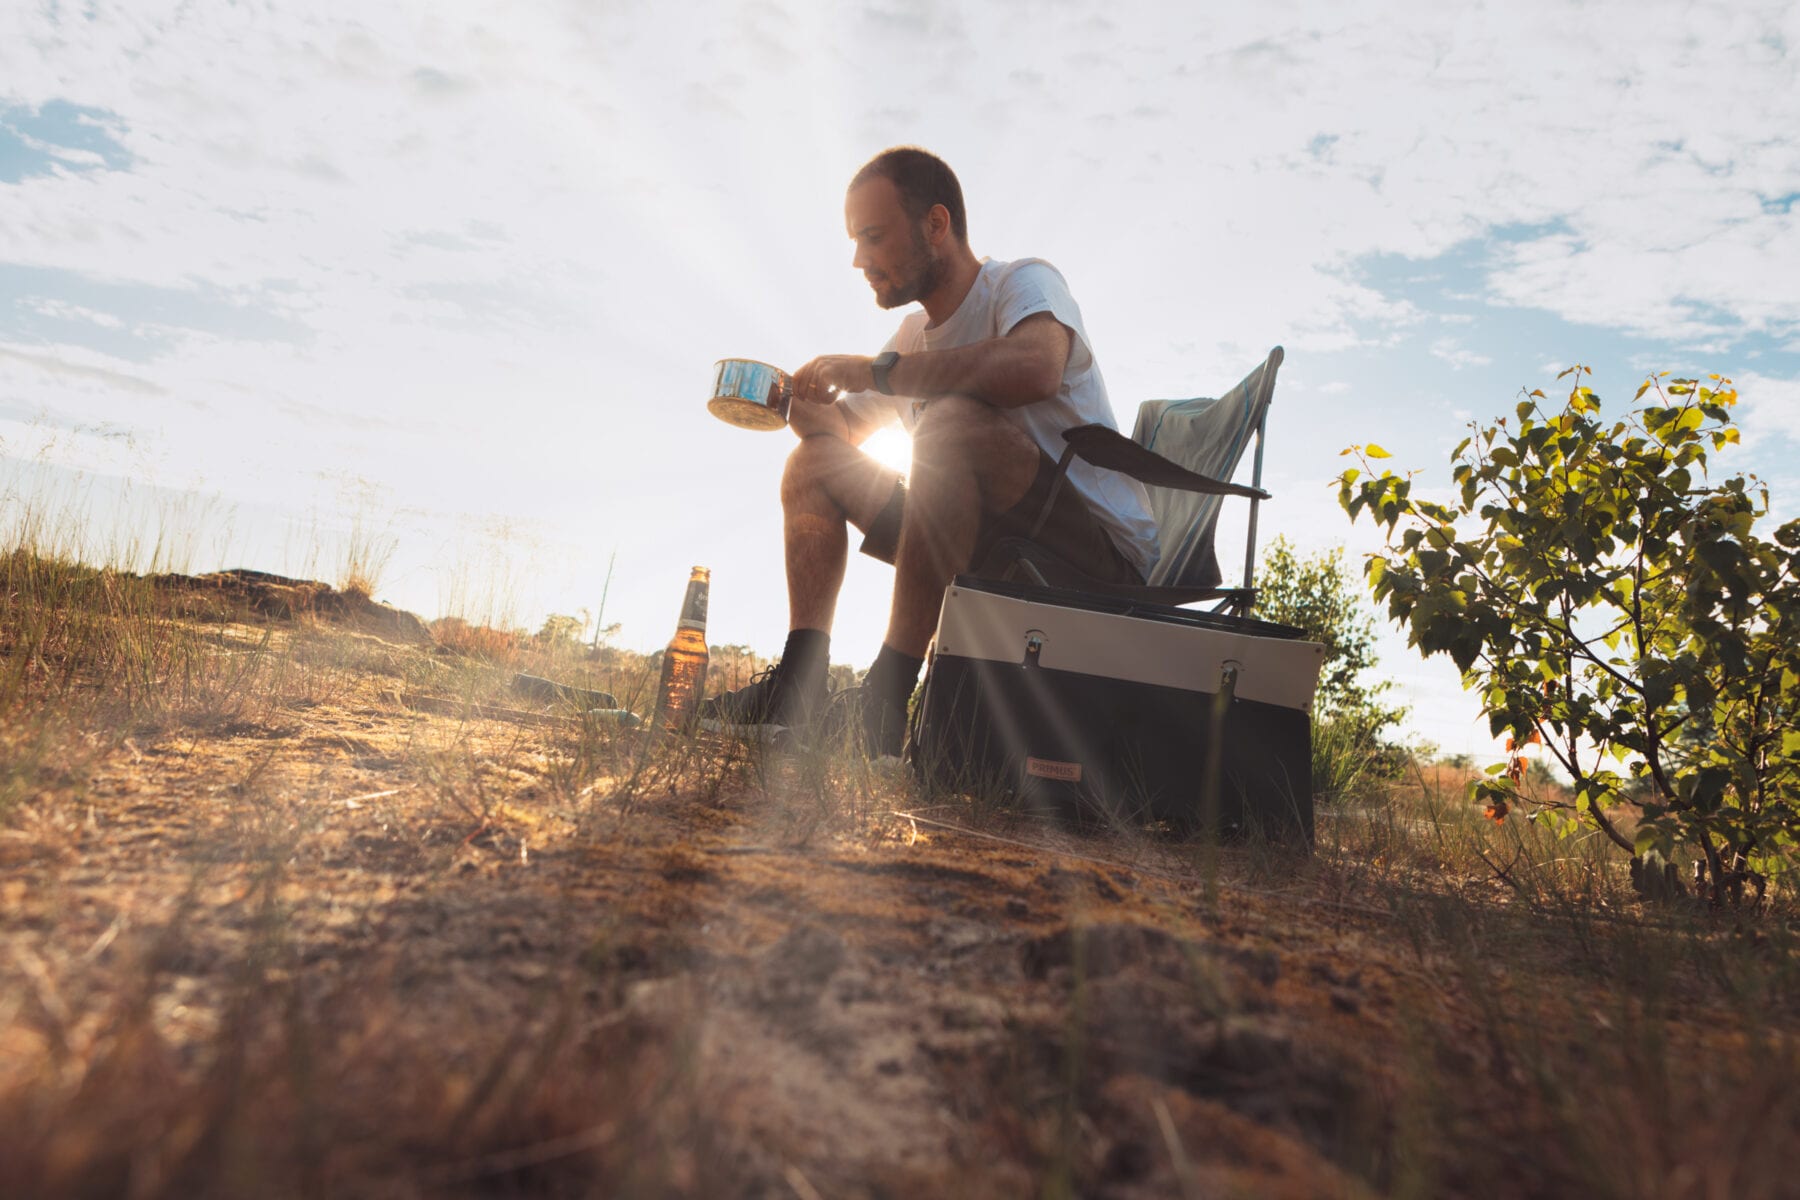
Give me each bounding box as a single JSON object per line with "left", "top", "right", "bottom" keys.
{"left": 1485, "top": 803, "right": 1508, "bottom": 823}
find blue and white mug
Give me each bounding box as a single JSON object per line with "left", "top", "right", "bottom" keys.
{"left": 709, "top": 358, "right": 792, "bottom": 431}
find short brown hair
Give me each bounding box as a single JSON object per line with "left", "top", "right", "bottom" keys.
{"left": 849, "top": 146, "right": 968, "bottom": 245}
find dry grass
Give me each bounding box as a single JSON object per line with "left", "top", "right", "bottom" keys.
{"left": 2, "top": 524, "right": 1798, "bottom": 1198}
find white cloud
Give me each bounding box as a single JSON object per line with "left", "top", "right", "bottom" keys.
{"left": 1735, "top": 370, "right": 1800, "bottom": 445}
{"left": 23, "top": 299, "right": 124, "bottom": 328}
{"left": 1430, "top": 339, "right": 1493, "bottom": 371}
{"left": 12, "top": 128, "right": 109, "bottom": 170}
{"left": 0, "top": 344, "right": 165, "bottom": 394}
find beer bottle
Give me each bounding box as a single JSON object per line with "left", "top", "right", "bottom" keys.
{"left": 652, "top": 566, "right": 710, "bottom": 732}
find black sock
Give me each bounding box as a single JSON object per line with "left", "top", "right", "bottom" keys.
{"left": 863, "top": 643, "right": 924, "bottom": 709}
{"left": 780, "top": 628, "right": 830, "bottom": 687}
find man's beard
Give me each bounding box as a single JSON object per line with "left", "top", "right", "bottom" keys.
{"left": 873, "top": 227, "right": 947, "bottom": 309}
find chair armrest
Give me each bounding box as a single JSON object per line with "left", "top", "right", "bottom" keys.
{"left": 1061, "top": 425, "right": 1271, "bottom": 499}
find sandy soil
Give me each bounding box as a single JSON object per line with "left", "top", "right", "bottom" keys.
{"left": 2, "top": 586, "right": 1794, "bottom": 1198}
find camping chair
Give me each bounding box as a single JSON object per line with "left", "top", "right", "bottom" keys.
{"left": 974, "top": 346, "right": 1283, "bottom": 616}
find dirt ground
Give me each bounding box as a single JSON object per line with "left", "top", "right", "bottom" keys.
{"left": 2, "top": 591, "right": 1796, "bottom": 1199}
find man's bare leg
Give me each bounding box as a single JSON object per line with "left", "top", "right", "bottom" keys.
{"left": 779, "top": 434, "right": 900, "bottom": 633}
{"left": 703, "top": 434, "right": 897, "bottom": 729}
{"left": 885, "top": 395, "right": 1041, "bottom": 656}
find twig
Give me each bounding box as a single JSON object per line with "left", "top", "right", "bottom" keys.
{"left": 339, "top": 786, "right": 408, "bottom": 807}
{"left": 415, "top": 1122, "right": 617, "bottom": 1185}
{"left": 1152, "top": 1096, "right": 1204, "bottom": 1200}
{"left": 80, "top": 912, "right": 127, "bottom": 963}
{"left": 784, "top": 1164, "right": 826, "bottom": 1200}
{"left": 1473, "top": 844, "right": 1530, "bottom": 899}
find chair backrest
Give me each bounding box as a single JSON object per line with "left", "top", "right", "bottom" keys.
{"left": 1131, "top": 347, "right": 1282, "bottom": 590}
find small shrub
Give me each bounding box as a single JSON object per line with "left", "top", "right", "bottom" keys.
{"left": 430, "top": 616, "right": 524, "bottom": 663}
{"left": 1340, "top": 368, "right": 1799, "bottom": 903}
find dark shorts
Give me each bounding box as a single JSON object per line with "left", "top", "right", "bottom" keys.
{"left": 857, "top": 449, "right": 1145, "bottom": 585}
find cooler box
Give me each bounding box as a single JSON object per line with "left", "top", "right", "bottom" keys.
{"left": 909, "top": 576, "right": 1326, "bottom": 842}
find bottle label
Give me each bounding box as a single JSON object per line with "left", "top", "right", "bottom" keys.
{"left": 680, "top": 580, "right": 709, "bottom": 627}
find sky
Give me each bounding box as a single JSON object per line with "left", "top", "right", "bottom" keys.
{"left": 2, "top": 1, "right": 1798, "bottom": 756}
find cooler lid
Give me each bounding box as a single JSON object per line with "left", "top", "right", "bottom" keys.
{"left": 934, "top": 578, "right": 1326, "bottom": 713}
{"left": 947, "top": 575, "right": 1309, "bottom": 640}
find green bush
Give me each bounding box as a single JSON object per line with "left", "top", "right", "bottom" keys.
{"left": 1254, "top": 537, "right": 1408, "bottom": 801}
{"left": 1339, "top": 369, "right": 1800, "bottom": 903}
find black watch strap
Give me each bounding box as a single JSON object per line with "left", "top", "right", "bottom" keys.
{"left": 872, "top": 350, "right": 900, "bottom": 395}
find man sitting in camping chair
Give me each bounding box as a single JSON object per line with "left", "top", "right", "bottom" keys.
{"left": 699, "top": 146, "right": 1159, "bottom": 755}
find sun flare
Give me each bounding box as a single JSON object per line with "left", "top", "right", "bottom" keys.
{"left": 861, "top": 427, "right": 912, "bottom": 477}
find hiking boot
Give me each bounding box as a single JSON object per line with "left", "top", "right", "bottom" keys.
{"left": 821, "top": 685, "right": 908, "bottom": 759}
{"left": 697, "top": 663, "right": 826, "bottom": 735}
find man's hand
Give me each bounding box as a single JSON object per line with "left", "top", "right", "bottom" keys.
{"left": 792, "top": 355, "right": 876, "bottom": 406}
{"left": 786, "top": 393, "right": 850, "bottom": 440}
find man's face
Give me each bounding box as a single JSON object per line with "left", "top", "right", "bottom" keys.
{"left": 846, "top": 177, "right": 944, "bottom": 310}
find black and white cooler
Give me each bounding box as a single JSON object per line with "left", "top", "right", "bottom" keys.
{"left": 909, "top": 576, "right": 1327, "bottom": 842}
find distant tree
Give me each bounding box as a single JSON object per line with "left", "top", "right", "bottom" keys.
{"left": 1255, "top": 537, "right": 1409, "bottom": 799}
{"left": 707, "top": 643, "right": 766, "bottom": 694}
{"left": 828, "top": 662, "right": 861, "bottom": 694}
{"left": 536, "top": 612, "right": 586, "bottom": 647}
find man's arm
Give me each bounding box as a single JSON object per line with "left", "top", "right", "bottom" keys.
{"left": 792, "top": 312, "right": 1073, "bottom": 411}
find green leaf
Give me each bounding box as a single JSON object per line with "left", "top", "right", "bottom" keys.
{"left": 1366, "top": 444, "right": 1392, "bottom": 460}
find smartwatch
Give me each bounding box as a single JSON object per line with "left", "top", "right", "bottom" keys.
{"left": 872, "top": 350, "right": 900, "bottom": 395}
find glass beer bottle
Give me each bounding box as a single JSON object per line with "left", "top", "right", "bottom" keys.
{"left": 652, "top": 566, "right": 710, "bottom": 732}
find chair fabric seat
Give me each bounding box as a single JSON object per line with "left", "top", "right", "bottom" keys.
{"left": 1134, "top": 358, "right": 1278, "bottom": 590}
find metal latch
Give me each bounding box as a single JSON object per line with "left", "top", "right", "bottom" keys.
{"left": 1023, "top": 629, "right": 1046, "bottom": 667}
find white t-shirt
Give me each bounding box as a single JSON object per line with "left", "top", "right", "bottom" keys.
{"left": 841, "top": 257, "right": 1159, "bottom": 577}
